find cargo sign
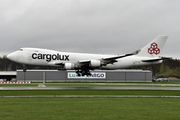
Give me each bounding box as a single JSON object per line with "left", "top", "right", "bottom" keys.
{"left": 68, "top": 72, "right": 106, "bottom": 79}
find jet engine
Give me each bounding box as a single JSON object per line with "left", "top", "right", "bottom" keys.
{"left": 64, "top": 63, "right": 75, "bottom": 70}
{"left": 89, "top": 60, "right": 101, "bottom": 68}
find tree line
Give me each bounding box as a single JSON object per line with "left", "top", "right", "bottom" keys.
{"left": 131, "top": 59, "right": 180, "bottom": 78}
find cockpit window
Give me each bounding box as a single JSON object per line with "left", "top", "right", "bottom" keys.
{"left": 19, "top": 49, "right": 23, "bottom": 51}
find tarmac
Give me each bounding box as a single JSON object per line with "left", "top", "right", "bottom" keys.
{"left": 1, "top": 85, "right": 180, "bottom": 98}
{"left": 1, "top": 86, "right": 180, "bottom": 90}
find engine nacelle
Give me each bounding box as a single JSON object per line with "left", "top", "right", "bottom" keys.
{"left": 64, "top": 63, "right": 75, "bottom": 70}
{"left": 90, "top": 60, "right": 101, "bottom": 68}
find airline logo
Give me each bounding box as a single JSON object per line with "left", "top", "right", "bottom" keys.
{"left": 148, "top": 42, "right": 160, "bottom": 55}
{"left": 32, "top": 53, "right": 69, "bottom": 62}
{"left": 68, "top": 72, "right": 106, "bottom": 79}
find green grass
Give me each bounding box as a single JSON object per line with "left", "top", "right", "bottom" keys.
{"left": 153, "top": 81, "right": 180, "bottom": 84}
{"left": 0, "top": 97, "right": 180, "bottom": 120}
{"left": 0, "top": 89, "right": 180, "bottom": 120}
{"left": 1, "top": 81, "right": 180, "bottom": 120}
{"left": 1, "top": 90, "right": 180, "bottom": 96}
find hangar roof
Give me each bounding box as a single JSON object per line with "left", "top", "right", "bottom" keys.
{"left": 0, "top": 71, "right": 16, "bottom": 75}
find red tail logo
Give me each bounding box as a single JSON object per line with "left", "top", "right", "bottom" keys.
{"left": 148, "top": 42, "right": 160, "bottom": 55}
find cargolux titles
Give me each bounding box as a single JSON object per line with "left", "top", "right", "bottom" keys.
{"left": 32, "top": 53, "right": 69, "bottom": 62}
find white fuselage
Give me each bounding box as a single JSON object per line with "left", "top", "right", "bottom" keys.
{"left": 7, "top": 48, "right": 162, "bottom": 70}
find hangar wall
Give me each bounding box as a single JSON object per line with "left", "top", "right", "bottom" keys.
{"left": 17, "top": 70, "right": 152, "bottom": 82}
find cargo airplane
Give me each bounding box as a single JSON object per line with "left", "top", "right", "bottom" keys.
{"left": 7, "top": 36, "right": 168, "bottom": 76}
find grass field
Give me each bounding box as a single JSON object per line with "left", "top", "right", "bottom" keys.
{"left": 0, "top": 97, "right": 180, "bottom": 120}
{"left": 0, "top": 82, "right": 180, "bottom": 120}
{"left": 1, "top": 90, "right": 180, "bottom": 96}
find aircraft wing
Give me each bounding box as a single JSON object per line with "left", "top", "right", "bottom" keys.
{"left": 102, "top": 50, "right": 140, "bottom": 61}
{"left": 78, "top": 53, "right": 135, "bottom": 66}
{"left": 102, "top": 53, "right": 133, "bottom": 61}
{"left": 78, "top": 54, "right": 132, "bottom": 63}
{"left": 55, "top": 51, "right": 138, "bottom": 67}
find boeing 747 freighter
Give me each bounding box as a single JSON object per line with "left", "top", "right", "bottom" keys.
{"left": 7, "top": 36, "right": 168, "bottom": 76}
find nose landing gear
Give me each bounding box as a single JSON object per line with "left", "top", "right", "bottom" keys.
{"left": 23, "top": 65, "right": 26, "bottom": 72}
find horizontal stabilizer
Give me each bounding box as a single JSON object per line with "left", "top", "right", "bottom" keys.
{"left": 142, "top": 57, "right": 171, "bottom": 62}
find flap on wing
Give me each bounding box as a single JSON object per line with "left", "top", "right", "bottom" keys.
{"left": 55, "top": 62, "right": 64, "bottom": 66}
{"left": 102, "top": 50, "right": 140, "bottom": 61}
{"left": 102, "top": 53, "right": 134, "bottom": 61}
{"left": 77, "top": 53, "right": 135, "bottom": 66}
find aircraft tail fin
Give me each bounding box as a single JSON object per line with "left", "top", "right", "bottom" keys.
{"left": 137, "top": 36, "right": 168, "bottom": 57}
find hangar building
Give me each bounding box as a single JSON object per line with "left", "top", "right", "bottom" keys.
{"left": 16, "top": 69, "right": 152, "bottom": 82}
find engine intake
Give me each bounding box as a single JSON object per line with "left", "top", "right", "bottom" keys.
{"left": 90, "top": 60, "right": 101, "bottom": 68}
{"left": 64, "top": 63, "right": 75, "bottom": 70}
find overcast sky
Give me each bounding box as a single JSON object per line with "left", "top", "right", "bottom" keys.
{"left": 0, "top": 0, "right": 180, "bottom": 59}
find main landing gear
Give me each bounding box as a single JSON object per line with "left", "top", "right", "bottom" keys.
{"left": 76, "top": 69, "right": 91, "bottom": 76}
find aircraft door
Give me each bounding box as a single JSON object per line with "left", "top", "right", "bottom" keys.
{"left": 28, "top": 54, "right": 32, "bottom": 62}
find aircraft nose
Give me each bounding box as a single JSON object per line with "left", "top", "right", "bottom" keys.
{"left": 7, "top": 52, "right": 19, "bottom": 62}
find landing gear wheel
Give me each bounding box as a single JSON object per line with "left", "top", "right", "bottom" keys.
{"left": 76, "top": 70, "right": 82, "bottom": 76}
{"left": 76, "top": 69, "right": 91, "bottom": 76}
{"left": 77, "top": 73, "right": 81, "bottom": 77}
